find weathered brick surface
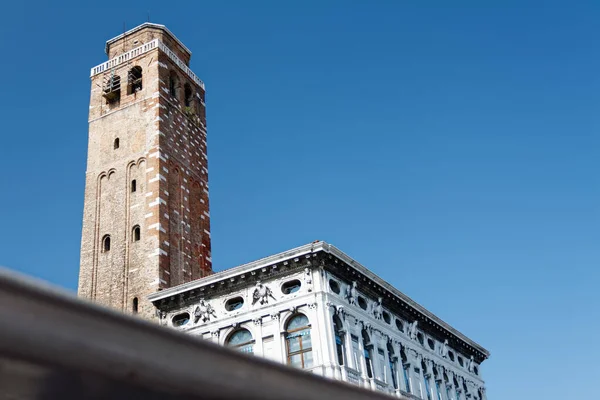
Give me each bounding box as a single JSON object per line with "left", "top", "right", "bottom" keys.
{"left": 78, "top": 25, "right": 211, "bottom": 321}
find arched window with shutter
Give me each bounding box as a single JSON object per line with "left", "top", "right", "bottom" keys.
{"left": 285, "top": 314, "right": 312, "bottom": 369}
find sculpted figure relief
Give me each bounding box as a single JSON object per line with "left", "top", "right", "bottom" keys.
{"left": 373, "top": 297, "right": 384, "bottom": 320}
{"left": 467, "top": 355, "right": 475, "bottom": 373}
{"left": 252, "top": 281, "right": 276, "bottom": 305}
{"left": 440, "top": 339, "right": 449, "bottom": 358}
{"left": 408, "top": 320, "right": 419, "bottom": 340}
{"left": 346, "top": 281, "right": 358, "bottom": 305}
{"left": 194, "top": 300, "right": 217, "bottom": 323}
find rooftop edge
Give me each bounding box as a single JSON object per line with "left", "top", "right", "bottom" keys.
{"left": 148, "top": 240, "right": 490, "bottom": 360}
{"left": 104, "top": 22, "right": 192, "bottom": 58}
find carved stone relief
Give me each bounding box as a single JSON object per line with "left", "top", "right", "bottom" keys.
{"left": 372, "top": 297, "right": 384, "bottom": 320}
{"left": 194, "top": 299, "right": 217, "bottom": 324}
{"left": 252, "top": 281, "right": 276, "bottom": 306}
{"left": 346, "top": 281, "right": 358, "bottom": 305}
{"left": 408, "top": 320, "right": 419, "bottom": 340}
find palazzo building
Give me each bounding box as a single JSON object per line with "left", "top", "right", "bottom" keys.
{"left": 149, "top": 241, "right": 489, "bottom": 400}
{"left": 78, "top": 23, "right": 490, "bottom": 400}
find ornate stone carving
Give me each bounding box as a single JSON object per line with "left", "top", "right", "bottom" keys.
{"left": 346, "top": 281, "right": 358, "bottom": 305}
{"left": 372, "top": 297, "right": 384, "bottom": 320}
{"left": 304, "top": 267, "right": 313, "bottom": 292}
{"left": 211, "top": 330, "right": 220, "bottom": 338}
{"left": 333, "top": 305, "right": 347, "bottom": 320}
{"left": 253, "top": 317, "right": 262, "bottom": 326}
{"left": 307, "top": 302, "right": 318, "bottom": 310}
{"left": 270, "top": 312, "right": 280, "bottom": 321}
{"left": 193, "top": 299, "right": 217, "bottom": 324}
{"left": 409, "top": 348, "right": 419, "bottom": 359}
{"left": 288, "top": 305, "right": 298, "bottom": 314}
{"left": 155, "top": 309, "right": 167, "bottom": 326}
{"left": 440, "top": 339, "right": 449, "bottom": 358}
{"left": 467, "top": 355, "right": 475, "bottom": 373}
{"left": 252, "top": 281, "right": 276, "bottom": 306}
{"left": 408, "top": 320, "right": 419, "bottom": 340}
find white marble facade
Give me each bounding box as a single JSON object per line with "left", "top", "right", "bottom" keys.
{"left": 149, "top": 241, "right": 488, "bottom": 400}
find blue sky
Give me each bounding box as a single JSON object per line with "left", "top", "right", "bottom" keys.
{"left": 0, "top": 1, "right": 598, "bottom": 398}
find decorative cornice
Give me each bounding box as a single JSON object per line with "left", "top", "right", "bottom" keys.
{"left": 147, "top": 240, "right": 489, "bottom": 362}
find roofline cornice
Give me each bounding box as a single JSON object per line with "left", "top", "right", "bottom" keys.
{"left": 147, "top": 241, "right": 490, "bottom": 360}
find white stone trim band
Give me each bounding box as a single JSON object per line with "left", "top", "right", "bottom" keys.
{"left": 90, "top": 39, "right": 205, "bottom": 89}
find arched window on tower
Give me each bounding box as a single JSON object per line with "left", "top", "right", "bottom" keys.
{"left": 333, "top": 314, "right": 345, "bottom": 366}
{"left": 114, "top": 138, "right": 120, "bottom": 150}
{"left": 362, "top": 329, "right": 373, "bottom": 379}
{"left": 132, "top": 297, "right": 139, "bottom": 314}
{"left": 127, "top": 66, "right": 143, "bottom": 94}
{"left": 285, "top": 314, "right": 312, "bottom": 369}
{"left": 184, "top": 83, "right": 193, "bottom": 107}
{"left": 169, "top": 72, "right": 179, "bottom": 98}
{"left": 131, "top": 179, "right": 137, "bottom": 192}
{"left": 132, "top": 225, "right": 141, "bottom": 242}
{"left": 226, "top": 329, "right": 254, "bottom": 354}
{"left": 102, "top": 235, "right": 111, "bottom": 252}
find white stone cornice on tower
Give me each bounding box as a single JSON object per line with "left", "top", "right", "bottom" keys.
{"left": 90, "top": 39, "right": 205, "bottom": 89}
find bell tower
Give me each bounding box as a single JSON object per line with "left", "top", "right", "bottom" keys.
{"left": 78, "top": 23, "right": 212, "bottom": 320}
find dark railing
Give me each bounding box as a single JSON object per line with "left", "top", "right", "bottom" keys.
{"left": 0, "top": 267, "right": 408, "bottom": 400}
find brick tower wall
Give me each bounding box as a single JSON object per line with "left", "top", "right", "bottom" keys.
{"left": 78, "top": 24, "right": 211, "bottom": 321}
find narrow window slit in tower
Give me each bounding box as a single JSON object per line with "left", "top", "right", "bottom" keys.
{"left": 184, "top": 83, "right": 192, "bottom": 107}
{"left": 133, "top": 226, "right": 141, "bottom": 242}
{"left": 131, "top": 179, "right": 137, "bottom": 192}
{"left": 132, "top": 297, "right": 139, "bottom": 314}
{"left": 169, "top": 72, "right": 179, "bottom": 98}
{"left": 114, "top": 138, "right": 120, "bottom": 149}
{"left": 102, "top": 235, "right": 111, "bottom": 252}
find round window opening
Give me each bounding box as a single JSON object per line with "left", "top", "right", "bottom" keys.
{"left": 428, "top": 338, "right": 435, "bottom": 350}
{"left": 225, "top": 296, "right": 244, "bottom": 311}
{"left": 458, "top": 356, "right": 464, "bottom": 367}
{"left": 329, "top": 279, "right": 341, "bottom": 294}
{"left": 395, "top": 319, "right": 404, "bottom": 332}
{"left": 417, "top": 332, "right": 424, "bottom": 345}
{"left": 357, "top": 296, "right": 368, "bottom": 310}
{"left": 382, "top": 311, "right": 391, "bottom": 324}
{"left": 448, "top": 351, "right": 455, "bottom": 361}
{"left": 172, "top": 312, "right": 190, "bottom": 327}
{"left": 474, "top": 366, "right": 479, "bottom": 375}
{"left": 282, "top": 279, "right": 302, "bottom": 294}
